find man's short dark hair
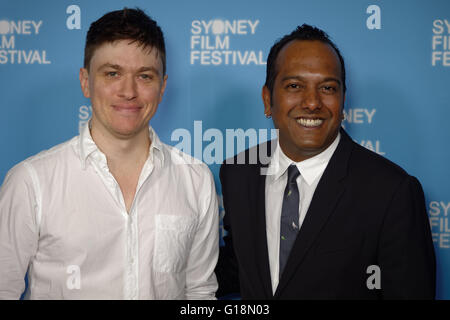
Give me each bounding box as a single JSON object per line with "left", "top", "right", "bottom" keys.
{"left": 83, "top": 7, "right": 166, "bottom": 75}
{"left": 265, "top": 24, "right": 346, "bottom": 95}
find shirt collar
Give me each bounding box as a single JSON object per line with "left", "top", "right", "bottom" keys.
{"left": 268, "top": 132, "right": 341, "bottom": 185}
{"left": 78, "top": 121, "right": 165, "bottom": 170}
{"left": 78, "top": 121, "right": 97, "bottom": 169}
{"left": 147, "top": 125, "right": 165, "bottom": 166}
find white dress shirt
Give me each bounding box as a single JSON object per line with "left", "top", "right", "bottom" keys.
{"left": 0, "top": 124, "right": 219, "bottom": 300}
{"left": 265, "top": 133, "right": 341, "bottom": 294}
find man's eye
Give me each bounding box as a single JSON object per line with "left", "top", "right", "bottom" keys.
{"left": 321, "top": 86, "right": 337, "bottom": 93}
{"left": 106, "top": 71, "right": 119, "bottom": 77}
{"left": 139, "top": 74, "right": 153, "bottom": 80}
{"left": 286, "top": 83, "right": 301, "bottom": 90}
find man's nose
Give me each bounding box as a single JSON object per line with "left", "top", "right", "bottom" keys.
{"left": 302, "top": 87, "right": 321, "bottom": 110}
{"left": 118, "top": 76, "right": 137, "bottom": 100}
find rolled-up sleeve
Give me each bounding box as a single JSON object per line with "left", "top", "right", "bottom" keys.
{"left": 0, "top": 163, "right": 39, "bottom": 299}
{"left": 184, "top": 167, "right": 219, "bottom": 300}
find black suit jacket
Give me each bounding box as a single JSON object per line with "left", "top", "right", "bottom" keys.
{"left": 216, "top": 129, "right": 436, "bottom": 299}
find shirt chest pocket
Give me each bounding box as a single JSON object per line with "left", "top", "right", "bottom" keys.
{"left": 153, "top": 214, "right": 196, "bottom": 273}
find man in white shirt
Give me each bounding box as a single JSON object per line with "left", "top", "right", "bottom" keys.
{"left": 216, "top": 24, "right": 435, "bottom": 299}
{"left": 0, "top": 8, "right": 219, "bottom": 299}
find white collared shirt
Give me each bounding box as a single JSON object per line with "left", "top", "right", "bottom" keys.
{"left": 265, "top": 133, "right": 341, "bottom": 294}
{"left": 0, "top": 124, "right": 219, "bottom": 300}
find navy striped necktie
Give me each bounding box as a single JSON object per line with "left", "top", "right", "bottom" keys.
{"left": 279, "top": 164, "right": 300, "bottom": 279}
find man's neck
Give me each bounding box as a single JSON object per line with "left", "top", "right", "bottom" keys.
{"left": 90, "top": 125, "right": 151, "bottom": 171}
{"left": 90, "top": 124, "right": 151, "bottom": 213}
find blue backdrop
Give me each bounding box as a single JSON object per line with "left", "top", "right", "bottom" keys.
{"left": 1, "top": 0, "right": 449, "bottom": 299}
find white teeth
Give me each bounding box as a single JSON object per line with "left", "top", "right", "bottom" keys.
{"left": 297, "top": 118, "right": 323, "bottom": 127}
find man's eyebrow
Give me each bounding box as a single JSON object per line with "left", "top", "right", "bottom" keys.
{"left": 322, "top": 77, "right": 342, "bottom": 85}
{"left": 280, "top": 75, "right": 341, "bottom": 85}
{"left": 97, "top": 63, "right": 160, "bottom": 75}
{"left": 280, "top": 75, "right": 303, "bottom": 82}
{"left": 97, "top": 63, "right": 122, "bottom": 71}
{"left": 137, "top": 66, "right": 160, "bottom": 74}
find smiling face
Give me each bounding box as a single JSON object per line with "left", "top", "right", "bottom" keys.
{"left": 263, "top": 40, "right": 345, "bottom": 162}
{"left": 80, "top": 39, "right": 167, "bottom": 140}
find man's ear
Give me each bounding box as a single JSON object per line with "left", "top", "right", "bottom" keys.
{"left": 262, "top": 85, "right": 272, "bottom": 117}
{"left": 79, "top": 68, "right": 90, "bottom": 98}
{"left": 341, "top": 93, "right": 346, "bottom": 120}
{"left": 158, "top": 74, "right": 168, "bottom": 104}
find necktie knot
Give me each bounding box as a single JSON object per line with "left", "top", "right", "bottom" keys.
{"left": 287, "top": 164, "right": 300, "bottom": 184}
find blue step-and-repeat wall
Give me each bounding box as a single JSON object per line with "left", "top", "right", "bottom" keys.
{"left": 1, "top": 0, "right": 449, "bottom": 299}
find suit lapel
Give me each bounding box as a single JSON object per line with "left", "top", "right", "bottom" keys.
{"left": 250, "top": 164, "right": 273, "bottom": 298}
{"left": 247, "top": 140, "right": 276, "bottom": 298}
{"left": 274, "top": 129, "right": 354, "bottom": 298}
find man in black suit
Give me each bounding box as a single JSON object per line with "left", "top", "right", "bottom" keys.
{"left": 216, "top": 24, "right": 436, "bottom": 299}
